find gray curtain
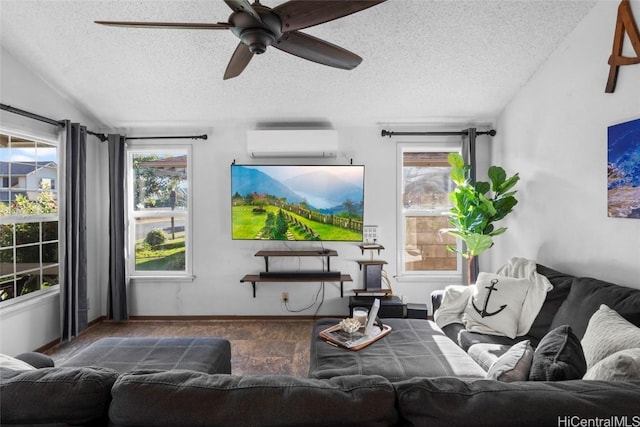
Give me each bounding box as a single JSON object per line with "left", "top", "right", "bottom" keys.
{"left": 461, "top": 128, "right": 480, "bottom": 284}
{"left": 107, "top": 134, "right": 128, "bottom": 321}
{"left": 60, "top": 121, "right": 88, "bottom": 340}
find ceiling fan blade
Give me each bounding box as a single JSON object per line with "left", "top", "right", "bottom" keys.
{"left": 273, "top": 31, "right": 361, "bottom": 70}
{"left": 94, "top": 21, "right": 232, "bottom": 30}
{"left": 224, "top": 0, "right": 262, "bottom": 23}
{"left": 272, "top": 0, "right": 386, "bottom": 32}
{"left": 224, "top": 42, "right": 254, "bottom": 80}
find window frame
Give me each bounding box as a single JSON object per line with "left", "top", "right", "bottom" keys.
{"left": 125, "top": 143, "right": 193, "bottom": 281}
{"left": 0, "top": 128, "right": 60, "bottom": 306}
{"left": 396, "top": 142, "right": 463, "bottom": 281}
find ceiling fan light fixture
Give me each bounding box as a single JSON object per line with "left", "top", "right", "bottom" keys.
{"left": 240, "top": 28, "right": 275, "bottom": 54}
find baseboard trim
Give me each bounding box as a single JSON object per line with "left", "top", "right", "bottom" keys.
{"left": 127, "top": 315, "right": 343, "bottom": 321}
{"left": 34, "top": 315, "right": 107, "bottom": 353}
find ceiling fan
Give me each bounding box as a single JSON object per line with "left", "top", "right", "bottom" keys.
{"left": 95, "top": 0, "right": 387, "bottom": 80}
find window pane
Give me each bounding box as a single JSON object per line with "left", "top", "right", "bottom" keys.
{"left": 0, "top": 248, "right": 13, "bottom": 276}
{"left": 15, "top": 222, "right": 39, "bottom": 245}
{"left": 404, "top": 216, "right": 457, "bottom": 271}
{"left": 1, "top": 131, "right": 59, "bottom": 304}
{"left": 15, "top": 244, "right": 40, "bottom": 270}
{"left": 17, "top": 273, "right": 40, "bottom": 296}
{"left": 133, "top": 153, "right": 187, "bottom": 211}
{"left": 0, "top": 224, "right": 13, "bottom": 247}
{"left": 403, "top": 152, "right": 454, "bottom": 210}
{"left": 42, "top": 242, "right": 58, "bottom": 265}
{"left": 1, "top": 277, "right": 15, "bottom": 301}
{"left": 1, "top": 135, "right": 57, "bottom": 216}
{"left": 42, "top": 265, "right": 59, "bottom": 287}
{"left": 400, "top": 150, "right": 459, "bottom": 275}
{"left": 43, "top": 221, "right": 58, "bottom": 241}
{"left": 134, "top": 217, "right": 186, "bottom": 272}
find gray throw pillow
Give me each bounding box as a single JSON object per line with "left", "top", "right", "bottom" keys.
{"left": 581, "top": 304, "right": 640, "bottom": 369}
{"left": 583, "top": 348, "right": 640, "bottom": 381}
{"left": 486, "top": 340, "right": 533, "bottom": 382}
{"left": 529, "top": 325, "right": 586, "bottom": 381}
{"left": 550, "top": 278, "right": 640, "bottom": 339}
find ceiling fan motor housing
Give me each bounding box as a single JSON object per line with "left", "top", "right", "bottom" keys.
{"left": 230, "top": 7, "right": 282, "bottom": 55}
{"left": 240, "top": 28, "right": 275, "bottom": 54}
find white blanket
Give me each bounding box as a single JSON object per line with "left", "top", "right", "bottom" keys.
{"left": 434, "top": 257, "right": 553, "bottom": 337}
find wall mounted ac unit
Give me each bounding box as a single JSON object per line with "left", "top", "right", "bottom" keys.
{"left": 247, "top": 129, "right": 338, "bottom": 158}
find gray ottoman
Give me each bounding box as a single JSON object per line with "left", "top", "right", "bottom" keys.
{"left": 60, "top": 337, "right": 231, "bottom": 374}
{"left": 309, "top": 318, "right": 486, "bottom": 381}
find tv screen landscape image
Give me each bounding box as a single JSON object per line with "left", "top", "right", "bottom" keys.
{"left": 231, "top": 165, "right": 364, "bottom": 241}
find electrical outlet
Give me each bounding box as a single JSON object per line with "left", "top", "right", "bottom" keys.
{"left": 281, "top": 292, "right": 289, "bottom": 303}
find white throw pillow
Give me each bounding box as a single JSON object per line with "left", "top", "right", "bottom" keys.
{"left": 462, "top": 272, "right": 531, "bottom": 339}
{"left": 486, "top": 340, "right": 534, "bottom": 382}
{"left": 581, "top": 305, "right": 640, "bottom": 369}
{"left": 583, "top": 348, "right": 640, "bottom": 381}
{"left": 0, "top": 353, "right": 35, "bottom": 370}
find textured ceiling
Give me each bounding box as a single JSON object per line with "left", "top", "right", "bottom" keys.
{"left": 0, "top": 0, "right": 597, "bottom": 130}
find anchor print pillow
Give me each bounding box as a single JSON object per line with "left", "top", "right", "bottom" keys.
{"left": 462, "top": 272, "right": 531, "bottom": 339}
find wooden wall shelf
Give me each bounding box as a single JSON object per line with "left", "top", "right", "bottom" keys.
{"left": 241, "top": 249, "right": 350, "bottom": 298}
{"left": 240, "top": 274, "right": 353, "bottom": 298}
{"left": 255, "top": 249, "right": 338, "bottom": 271}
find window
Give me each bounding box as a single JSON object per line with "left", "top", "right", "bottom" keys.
{"left": 0, "top": 131, "right": 59, "bottom": 303}
{"left": 127, "top": 146, "right": 192, "bottom": 278}
{"left": 398, "top": 146, "right": 460, "bottom": 278}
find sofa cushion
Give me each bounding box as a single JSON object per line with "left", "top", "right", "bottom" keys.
{"left": 527, "top": 264, "right": 575, "bottom": 342}
{"left": 550, "top": 276, "right": 640, "bottom": 339}
{"left": 60, "top": 336, "right": 231, "bottom": 374}
{"left": 581, "top": 304, "right": 640, "bottom": 369}
{"left": 462, "top": 273, "right": 531, "bottom": 339}
{"left": 441, "top": 323, "right": 526, "bottom": 352}
{"left": 109, "top": 370, "right": 398, "bottom": 427}
{"left": 467, "top": 343, "right": 509, "bottom": 371}
{"left": 529, "top": 325, "right": 586, "bottom": 381}
{"left": 583, "top": 348, "right": 640, "bottom": 381}
{"left": 394, "top": 377, "right": 640, "bottom": 427}
{"left": 310, "top": 318, "right": 486, "bottom": 381}
{"left": 0, "top": 366, "right": 118, "bottom": 426}
{"left": 486, "top": 340, "right": 534, "bottom": 382}
{"left": 0, "top": 353, "right": 35, "bottom": 370}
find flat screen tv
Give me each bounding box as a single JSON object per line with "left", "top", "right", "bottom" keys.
{"left": 231, "top": 164, "right": 364, "bottom": 241}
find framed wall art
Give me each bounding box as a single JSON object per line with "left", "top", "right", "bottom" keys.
{"left": 607, "top": 117, "right": 640, "bottom": 218}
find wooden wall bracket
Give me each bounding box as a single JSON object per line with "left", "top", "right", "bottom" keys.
{"left": 606, "top": 0, "right": 640, "bottom": 93}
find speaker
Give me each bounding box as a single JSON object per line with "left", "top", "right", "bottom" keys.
{"left": 364, "top": 264, "right": 382, "bottom": 290}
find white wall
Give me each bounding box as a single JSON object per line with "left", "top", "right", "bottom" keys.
{"left": 491, "top": 0, "right": 640, "bottom": 288}
{"left": 0, "top": 46, "right": 107, "bottom": 355}
{"left": 125, "top": 122, "right": 495, "bottom": 316}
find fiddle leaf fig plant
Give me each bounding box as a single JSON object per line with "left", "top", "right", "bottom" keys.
{"left": 443, "top": 153, "right": 520, "bottom": 283}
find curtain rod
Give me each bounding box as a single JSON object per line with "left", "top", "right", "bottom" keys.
{"left": 126, "top": 135, "right": 208, "bottom": 141}
{"left": 1, "top": 103, "right": 207, "bottom": 142}
{"left": 380, "top": 129, "right": 496, "bottom": 138}
{"left": 1, "top": 103, "right": 66, "bottom": 127}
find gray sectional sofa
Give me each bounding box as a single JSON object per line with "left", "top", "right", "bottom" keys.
{"left": 1, "top": 264, "right": 640, "bottom": 427}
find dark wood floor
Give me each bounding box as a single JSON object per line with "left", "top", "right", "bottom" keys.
{"left": 44, "top": 318, "right": 316, "bottom": 377}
